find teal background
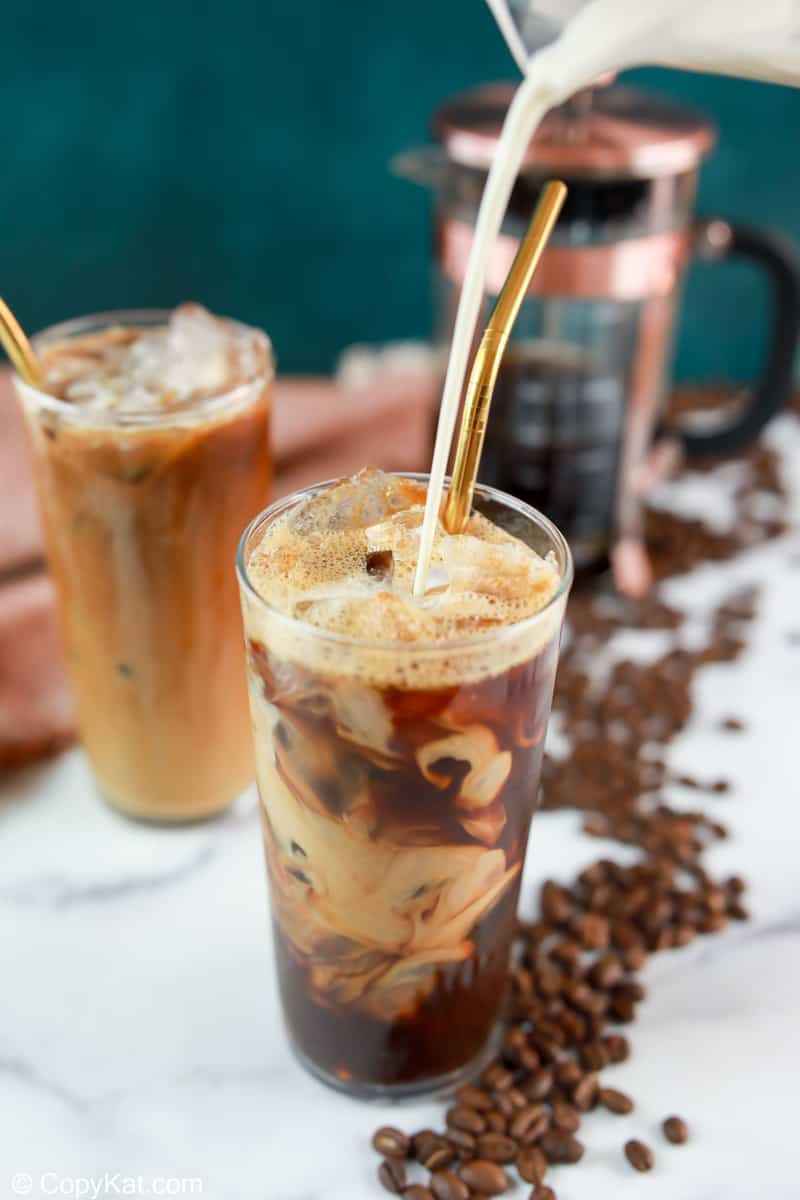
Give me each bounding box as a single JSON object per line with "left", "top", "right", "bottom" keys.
{"left": 1, "top": 1, "right": 798, "bottom": 377}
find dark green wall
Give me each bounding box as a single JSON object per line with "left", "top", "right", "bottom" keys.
{"left": 2, "top": 1, "right": 798, "bottom": 378}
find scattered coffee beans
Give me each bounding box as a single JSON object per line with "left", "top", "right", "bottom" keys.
{"left": 663, "top": 1115, "right": 689, "bottom": 1144}
{"left": 625, "top": 1140, "right": 655, "bottom": 1172}
{"left": 366, "top": 441, "right": 786, "bottom": 1195}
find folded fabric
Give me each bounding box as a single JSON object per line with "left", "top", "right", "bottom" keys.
{"left": 0, "top": 572, "right": 74, "bottom": 769}
{"left": 0, "top": 361, "right": 437, "bottom": 770}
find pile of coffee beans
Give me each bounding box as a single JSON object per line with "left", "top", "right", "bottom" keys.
{"left": 370, "top": 442, "right": 788, "bottom": 1198}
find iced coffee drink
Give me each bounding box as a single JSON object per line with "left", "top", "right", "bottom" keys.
{"left": 15, "top": 305, "right": 272, "bottom": 821}
{"left": 238, "top": 469, "right": 571, "bottom": 1095}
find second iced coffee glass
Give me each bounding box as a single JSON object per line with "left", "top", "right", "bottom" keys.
{"left": 238, "top": 475, "right": 572, "bottom": 1096}
{"left": 15, "top": 309, "right": 272, "bottom": 823}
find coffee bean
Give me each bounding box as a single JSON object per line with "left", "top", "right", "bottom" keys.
{"left": 572, "top": 1072, "right": 598, "bottom": 1111}
{"left": 588, "top": 955, "right": 624, "bottom": 990}
{"left": 540, "top": 1131, "right": 584, "bottom": 1165}
{"left": 551, "top": 1100, "right": 581, "bottom": 1133}
{"left": 446, "top": 1129, "right": 476, "bottom": 1156}
{"left": 599, "top": 1087, "right": 634, "bottom": 1115}
{"left": 412, "top": 1131, "right": 437, "bottom": 1160}
{"left": 625, "top": 1139, "right": 654, "bottom": 1172}
{"left": 579, "top": 862, "right": 608, "bottom": 887}
{"left": 511, "top": 1103, "right": 548, "bottom": 1140}
{"left": 455, "top": 1085, "right": 494, "bottom": 1112}
{"left": 601, "top": 1034, "right": 630, "bottom": 1064}
{"left": 541, "top": 881, "right": 573, "bottom": 925}
{"left": 508, "top": 1086, "right": 529, "bottom": 1110}
{"left": 485, "top": 1111, "right": 508, "bottom": 1134}
{"left": 372, "top": 1127, "right": 410, "bottom": 1159}
{"left": 662, "top": 1115, "right": 689, "bottom": 1144}
{"left": 524, "top": 1069, "right": 555, "bottom": 1102}
{"left": 519, "top": 1045, "right": 542, "bottom": 1071}
{"left": 446, "top": 1106, "right": 486, "bottom": 1136}
{"left": 552, "top": 938, "right": 582, "bottom": 967}
{"left": 517, "top": 1145, "right": 547, "bottom": 1184}
{"left": 378, "top": 1158, "right": 406, "bottom": 1194}
{"left": 532, "top": 1033, "right": 562, "bottom": 1064}
{"left": 651, "top": 927, "right": 674, "bottom": 950}
{"left": 557, "top": 1009, "right": 587, "bottom": 1043}
{"left": 458, "top": 1160, "right": 511, "bottom": 1194}
{"left": 622, "top": 945, "right": 648, "bottom": 971}
{"left": 404, "top": 1189, "right": 435, "bottom": 1200}
{"left": 612, "top": 921, "right": 645, "bottom": 954}
{"left": 483, "top": 1063, "right": 514, "bottom": 1092}
{"left": 421, "top": 1141, "right": 456, "bottom": 1172}
{"left": 430, "top": 1170, "right": 470, "bottom": 1200}
{"left": 554, "top": 1061, "right": 582, "bottom": 1089}
{"left": 568, "top": 984, "right": 607, "bottom": 1016}
{"left": 475, "top": 1133, "right": 518, "bottom": 1164}
{"left": 495, "top": 1092, "right": 514, "bottom": 1118}
{"left": 704, "top": 885, "right": 728, "bottom": 913}
{"left": 535, "top": 969, "right": 564, "bottom": 997}
{"left": 517, "top": 1111, "right": 549, "bottom": 1146}
{"left": 528, "top": 1187, "right": 556, "bottom": 1200}
{"left": 575, "top": 912, "right": 610, "bottom": 949}
{"left": 609, "top": 993, "right": 636, "bottom": 1023}
{"left": 580, "top": 1041, "right": 609, "bottom": 1070}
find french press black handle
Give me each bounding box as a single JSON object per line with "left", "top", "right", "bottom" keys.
{"left": 676, "top": 218, "right": 800, "bottom": 459}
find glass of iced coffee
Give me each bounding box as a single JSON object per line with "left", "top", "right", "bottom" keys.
{"left": 237, "top": 468, "right": 572, "bottom": 1096}
{"left": 14, "top": 305, "right": 272, "bottom": 822}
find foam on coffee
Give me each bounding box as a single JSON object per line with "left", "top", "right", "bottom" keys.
{"left": 243, "top": 468, "right": 565, "bottom": 687}
{"left": 38, "top": 303, "right": 268, "bottom": 416}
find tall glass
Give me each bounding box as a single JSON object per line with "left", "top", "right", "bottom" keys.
{"left": 14, "top": 310, "right": 272, "bottom": 822}
{"left": 237, "top": 475, "right": 572, "bottom": 1097}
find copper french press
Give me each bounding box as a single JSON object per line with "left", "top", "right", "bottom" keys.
{"left": 397, "top": 83, "right": 800, "bottom": 591}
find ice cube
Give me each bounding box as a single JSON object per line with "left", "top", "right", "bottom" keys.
{"left": 127, "top": 304, "right": 229, "bottom": 398}
{"left": 290, "top": 468, "right": 393, "bottom": 538}
{"left": 440, "top": 533, "right": 557, "bottom": 606}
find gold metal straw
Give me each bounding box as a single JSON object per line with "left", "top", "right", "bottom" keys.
{"left": 442, "top": 179, "right": 567, "bottom": 534}
{"left": 0, "top": 296, "right": 42, "bottom": 387}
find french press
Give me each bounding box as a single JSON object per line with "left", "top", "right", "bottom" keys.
{"left": 397, "top": 83, "right": 800, "bottom": 578}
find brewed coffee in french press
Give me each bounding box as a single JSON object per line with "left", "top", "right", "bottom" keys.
{"left": 397, "top": 80, "right": 800, "bottom": 583}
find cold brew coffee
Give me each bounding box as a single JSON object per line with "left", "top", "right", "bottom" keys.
{"left": 238, "top": 469, "right": 571, "bottom": 1095}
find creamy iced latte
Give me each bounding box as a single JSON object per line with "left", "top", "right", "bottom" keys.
{"left": 238, "top": 469, "right": 571, "bottom": 1095}
{"left": 15, "top": 306, "right": 272, "bottom": 821}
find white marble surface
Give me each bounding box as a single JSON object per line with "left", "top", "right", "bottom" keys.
{"left": 2, "top": 417, "right": 799, "bottom": 1200}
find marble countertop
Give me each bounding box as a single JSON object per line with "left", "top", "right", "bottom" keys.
{"left": 2, "top": 417, "right": 799, "bottom": 1200}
